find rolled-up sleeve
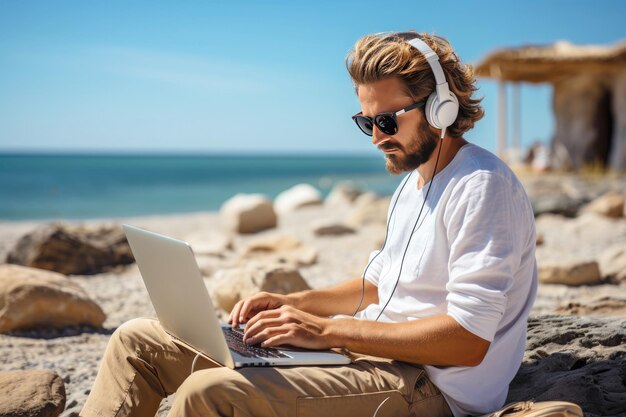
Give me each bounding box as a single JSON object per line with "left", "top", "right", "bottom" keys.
{"left": 363, "top": 249, "right": 384, "bottom": 286}
{"left": 443, "top": 172, "right": 517, "bottom": 342}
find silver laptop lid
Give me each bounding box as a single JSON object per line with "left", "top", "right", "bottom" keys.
{"left": 122, "top": 224, "right": 235, "bottom": 369}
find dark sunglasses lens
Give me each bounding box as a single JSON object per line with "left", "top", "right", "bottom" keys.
{"left": 354, "top": 116, "right": 374, "bottom": 136}
{"left": 375, "top": 115, "right": 398, "bottom": 135}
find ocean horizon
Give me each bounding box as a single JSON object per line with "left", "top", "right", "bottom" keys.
{"left": 0, "top": 152, "right": 402, "bottom": 221}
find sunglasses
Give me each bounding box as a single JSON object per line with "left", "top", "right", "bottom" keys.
{"left": 352, "top": 100, "right": 425, "bottom": 136}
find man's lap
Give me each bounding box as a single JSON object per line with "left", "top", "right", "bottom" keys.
{"left": 130, "top": 317, "right": 451, "bottom": 416}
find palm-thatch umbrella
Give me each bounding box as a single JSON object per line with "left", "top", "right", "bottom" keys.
{"left": 475, "top": 40, "right": 626, "bottom": 171}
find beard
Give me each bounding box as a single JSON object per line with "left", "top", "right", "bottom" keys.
{"left": 383, "top": 123, "right": 439, "bottom": 175}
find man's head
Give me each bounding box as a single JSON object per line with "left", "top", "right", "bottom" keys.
{"left": 346, "top": 32, "right": 484, "bottom": 174}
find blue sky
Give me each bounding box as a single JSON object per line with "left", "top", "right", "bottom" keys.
{"left": 1, "top": 0, "right": 624, "bottom": 155}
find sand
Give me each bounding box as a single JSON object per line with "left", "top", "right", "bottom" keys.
{"left": 0, "top": 203, "right": 624, "bottom": 416}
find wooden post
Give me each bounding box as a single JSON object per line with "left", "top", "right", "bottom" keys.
{"left": 498, "top": 81, "right": 507, "bottom": 160}
{"left": 512, "top": 83, "right": 521, "bottom": 152}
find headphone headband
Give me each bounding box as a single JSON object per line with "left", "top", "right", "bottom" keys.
{"left": 406, "top": 38, "right": 452, "bottom": 101}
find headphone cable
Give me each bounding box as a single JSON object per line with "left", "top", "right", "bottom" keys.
{"left": 351, "top": 169, "right": 415, "bottom": 317}
{"left": 374, "top": 137, "right": 443, "bottom": 321}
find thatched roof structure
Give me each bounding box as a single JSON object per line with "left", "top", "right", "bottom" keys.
{"left": 475, "top": 40, "right": 626, "bottom": 83}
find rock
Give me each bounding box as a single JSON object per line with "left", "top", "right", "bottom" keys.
{"left": 538, "top": 260, "right": 602, "bottom": 286}
{"left": 581, "top": 191, "right": 625, "bottom": 218}
{"left": 531, "top": 194, "right": 582, "bottom": 217}
{"left": 238, "top": 234, "right": 317, "bottom": 267}
{"left": 344, "top": 193, "right": 390, "bottom": 228}
{"left": 195, "top": 256, "right": 231, "bottom": 278}
{"left": 312, "top": 222, "right": 356, "bottom": 237}
{"left": 220, "top": 194, "right": 277, "bottom": 234}
{"left": 0, "top": 369, "right": 66, "bottom": 417}
{"left": 507, "top": 315, "right": 626, "bottom": 417}
{"left": 535, "top": 213, "right": 626, "bottom": 265}
{"left": 598, "top": 243, "right": 626, "bottom": 282}
{"left": 274, "top": 184, "right": 322, "bottom": 214}
{"left": 210, "top": 265, "right": 311, "bottom": 312}
{"left": 0, "top": 264, "right": 105, "bottom": 333}
{"left": 6, "top": 223, "right": 134, "bottom": 275}
{"left": 184, "top": 233, "right": 233, "bottom": 257}
{"left": 324, "top": 183, "right": 363, "bottom": 209}
{"left": 555, "top": 296, "right": 626, "bottom": 316}
{"left": 522, "top": 176, "right": 587, "bottom": 217}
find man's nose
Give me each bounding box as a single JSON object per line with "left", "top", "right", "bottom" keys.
{"left": 371, "top": 127, "right": 389, "bottom": 147}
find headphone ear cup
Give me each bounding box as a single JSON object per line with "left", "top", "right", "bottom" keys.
{"left": 424, "top": 92, "right": 439, "bottom": 129}
{"left": 425, "top": 91, "right": 459, "bottom": 130}
{"left": 437, "top": 92, "right": 459, "bottom": 129}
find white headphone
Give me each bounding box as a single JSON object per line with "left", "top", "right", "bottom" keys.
{"left": 406, "top": 37, "right": 459, "bottom": 133}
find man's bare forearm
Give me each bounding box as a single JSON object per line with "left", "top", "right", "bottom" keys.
{"left": 327, "top": 314, "right": 491, "bottom": 367}
{"left": 286, "top": 277, "right": 378, "bottom": 317}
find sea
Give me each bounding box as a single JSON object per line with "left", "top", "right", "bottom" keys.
{"left": 0, "top": 153, "right": 402, "bottom": 221}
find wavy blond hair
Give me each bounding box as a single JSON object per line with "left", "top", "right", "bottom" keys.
{"left": 346, "top": 31, "right": 484, "bottom": 137}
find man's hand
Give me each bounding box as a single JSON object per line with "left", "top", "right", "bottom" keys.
{"left": 227, "top": 291, "right": 291, "bottom": 328}
{"left": 242, "top": 305, "right": 334, "bottom": 350}
{"left": 229, "top": 290, "right": 490, "bottom": 366}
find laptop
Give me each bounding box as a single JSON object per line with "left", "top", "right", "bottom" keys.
{"left": 122, "top": 224, "right": 351, "bottom": 369}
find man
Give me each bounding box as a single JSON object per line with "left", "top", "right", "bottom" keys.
{"left": 81, "top": 32, "right": 537, "bottom": 417}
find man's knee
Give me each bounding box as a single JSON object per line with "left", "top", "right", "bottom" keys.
{"left": 110, "top": 317, "right": 161, "bottom": 354}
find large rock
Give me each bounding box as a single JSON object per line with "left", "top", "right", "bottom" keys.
{"left": 274, "top": 184, "right": 322, "bottom": 214}
{"left": 238, "top": 234, "right": 317, "bottom": 267}
{"left": 521, "top": 176, "right": 595, "bottom": 217}
{"left": 581, "top": 191, "right": 625, "bottom": 218}
{"left": 184, "top": 233, "right": 233, "bottom": 257}
{"left": 538, "top": 260, "right": 602, "bottom": 286}
{"left": 0, "top": 264, "right": 105, "bottom": 333}
{"left": 535, "top": 213, "right": 626, "bottom": 265}
{"left": 344, "top": 193, "right": 390, "bottom": 228}
{"left": 220, "top": 194, "right": 277, "bottom": 234}
{"left": 210, "top": 265, "right": 311, "bottom": 312}
{"left": 598, "top": 243, "right": 626, "bottom": 282}
{"left": 0, "top": 369, "right": 66, "bottom": 417}
{"left": 6, "top": 223, "right": 134, "bottom": 275}
{"left": 508, "top": 315, "right": 626, "bottom": 417}
{"left": 530, "top": 194, "right": 582, "bottom": 217}
{"left": 324, "top": 183, "right": 363, "bottom": 209}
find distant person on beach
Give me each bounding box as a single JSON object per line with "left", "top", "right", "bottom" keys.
{"left": 82, "top": 31, "right": 537, "bottom": 417}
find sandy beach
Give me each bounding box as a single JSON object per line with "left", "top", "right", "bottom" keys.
{"left": 0, "top": 201, "right": 389, "bottom": 415}
{"left": 1, "top": 176, "right": 625, "bottom": 416}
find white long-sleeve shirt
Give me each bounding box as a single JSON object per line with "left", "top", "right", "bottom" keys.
{"left": 358, "top": 143, "right": 538, "bottom": 416}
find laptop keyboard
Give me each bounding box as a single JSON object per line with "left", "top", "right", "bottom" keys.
{"left": 222, "top": 327, "right": 290, "bottom": 359}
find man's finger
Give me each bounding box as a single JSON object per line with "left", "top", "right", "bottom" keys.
{"left": 228, "top": 301, "right": 238, "bottom": 325}
{"left": 243, "top": 316, "right": 287, "bottom": 341}
{"left": 260, "top": 332, "right": 294, "bottom": 348}
{"left": 246, "top": 323, "right": 291, "bottom": 346}
{"left": 238, "top": 297, "right": 259, "bottom": 324}
{"left": 229, "top": 300, "right": 244, "bottom": 327}
{"left": 244, "top": 307, "right": 283, "bottom": 330}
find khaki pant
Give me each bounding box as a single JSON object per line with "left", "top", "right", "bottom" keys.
{"left": 80, "top": 317, "right": 452, "bottom": 417}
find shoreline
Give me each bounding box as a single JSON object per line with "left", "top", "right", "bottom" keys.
{"left": 2, "top": 171, "right": 625, "bottom": 225}
{"left": 0, "top": 209, "right": 220, "bottom": 227}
